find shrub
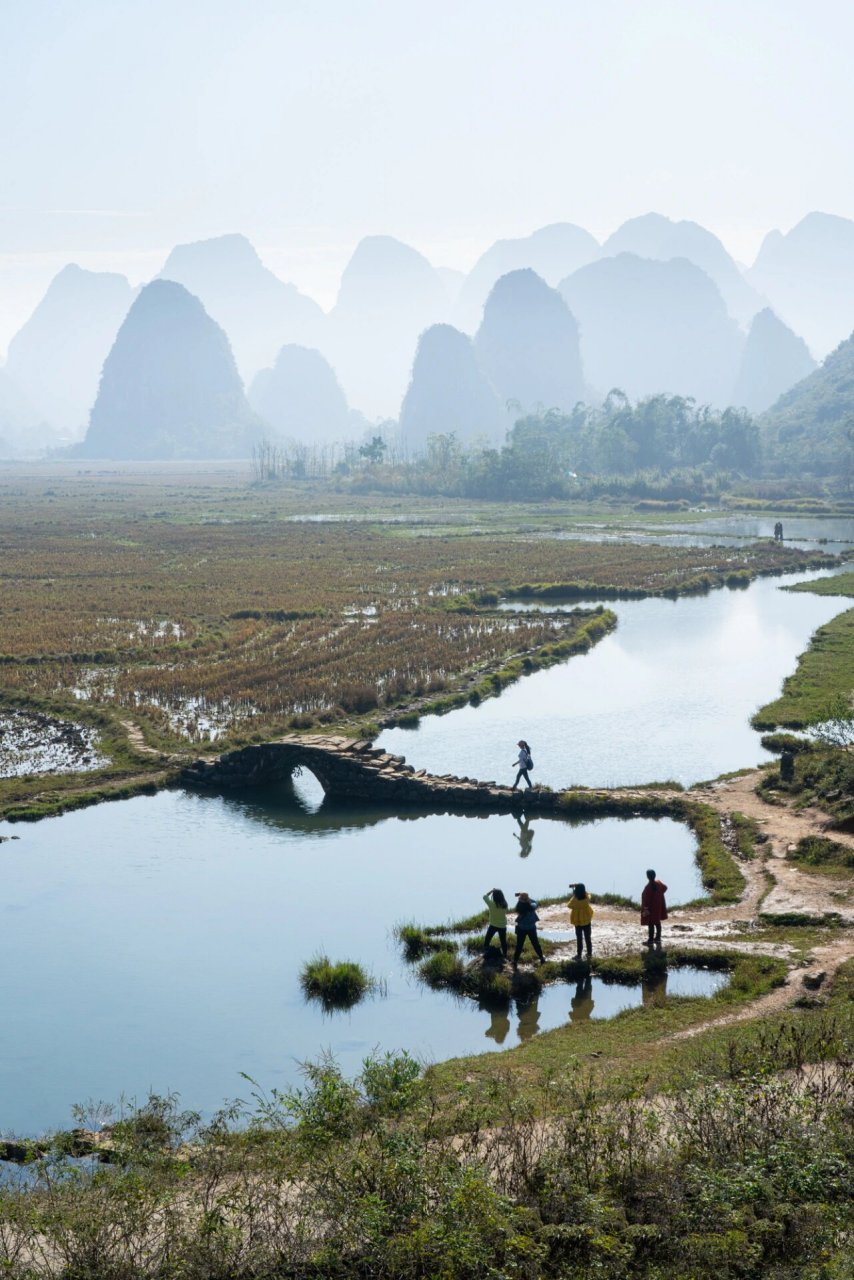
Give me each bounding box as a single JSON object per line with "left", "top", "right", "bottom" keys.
{"left": 396, "top": 923, "right": 456, "bottom": 961}
{"left": 418, "top": 949, "right": 466, "bottom": 989}
{"left": 789, "top": 836, "right": 854, "bottom": 870}
{"left": 300, "top": 955, "right": 374, "bottom": 1010}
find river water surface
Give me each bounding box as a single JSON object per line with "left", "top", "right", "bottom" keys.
{"left": 378, "top": 568, "right": 851, "bottom": 788}
{"left": 0, "top": 796, "right": 702, "bottom": 1134}
{"left": 1, "top": 558, "right": 851, "bottom": 1135}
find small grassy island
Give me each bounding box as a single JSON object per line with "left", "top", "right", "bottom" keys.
{"left": 300, "top": 955, "right": 377, "bottom": 1010}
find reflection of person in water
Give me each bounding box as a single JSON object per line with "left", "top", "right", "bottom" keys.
{"left": 513, "top": 813, "right": 535, "bottom": 859}
{"left": 642, "top": 971, "right": 669, "bottom": 1008}
{"left": 570, "top": 975, "right": 595, "bottom": 1022}
{"left": 483, "top": 1002, "right": 511, "bottom": 1045}
{"left": 516, "top": 994, "right": 541, "bottom": 1042}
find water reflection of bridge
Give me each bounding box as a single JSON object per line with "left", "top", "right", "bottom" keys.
{"left": 182, "top": 734, "right": 564, "bottom": 813}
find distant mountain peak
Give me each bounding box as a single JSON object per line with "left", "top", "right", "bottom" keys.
{"left": 159, "top": 233, "right": 324, "bottom": 380}
{"left": 4, "top": 264, "right": 134, "bottom": 434}
{"left": 475, "top": 269, "right": 584, "bottom": 415}
{"left": 81, "top": 280, "right": 260, "bottom": 460}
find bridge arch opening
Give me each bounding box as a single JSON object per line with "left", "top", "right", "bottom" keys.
{"left": 290, "top": 764, "right": 327, "bottom": 812}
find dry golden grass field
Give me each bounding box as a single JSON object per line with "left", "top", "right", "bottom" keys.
{"left": 0, "top": 462, "right": 831, "bottom": 749}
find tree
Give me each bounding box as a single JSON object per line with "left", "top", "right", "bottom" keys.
{"left": 358, "top": 435, "right": 387, "bottom": 466}
{"left": 808, "top": 694, "right": 854, "bottom": 750}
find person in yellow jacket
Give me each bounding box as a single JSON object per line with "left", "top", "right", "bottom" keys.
{"left": 568, "top": 883, "right": 594, "bottom": 960}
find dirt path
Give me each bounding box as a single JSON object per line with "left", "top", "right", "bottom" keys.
{"left": 538, "top": 770, "right": 854, "bottom": 1034}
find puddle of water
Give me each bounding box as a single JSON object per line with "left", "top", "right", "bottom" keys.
{"left": 544, "top": 513, "right": 854, "bottom": 555}
{"left": 0, "top": 710, "right": 104, "bottom": 777}
{"left": 474, "top": 967, "right": 727, "bottom": 1046}
{"left": 378, "top": 569, "right": 852, "bottom": 788}
{"left": 0, "top": 789, "right": 700, "bottom": 1134}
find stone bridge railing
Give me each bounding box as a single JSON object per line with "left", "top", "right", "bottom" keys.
{"left": 181, "top": 734, "right": 564, "bottom": 813}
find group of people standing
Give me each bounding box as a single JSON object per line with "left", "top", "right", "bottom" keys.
{"left": 483, "top": 870, "right": 668, "bottom": 963}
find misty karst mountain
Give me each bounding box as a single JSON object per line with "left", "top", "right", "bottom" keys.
{"left": 750, "top": 212, "right": 854, "bottom": 359}
{"left": 761, "top": 330, "right": 854, "bottom": 476}
{"left": 0, "top": 363, "right": 53, "bottom": 457}
{"left": 5, "top": 264, "right": 134, "bottom": 436}
{"left": 81, "top": 280, "right": 261, "bottom": 460}
{"left": 325, "top": 235, "right": 450, "bottom": 419}
{"left": 159, "top": 234, "right": 324, "bottom": 380}
{"left": 248, "top": 345, "right": 355, "bottom": 444}
{"left": 602, "top": 213, "right": 763, "bottom": 324}
{"left": 455, "top": 223, "right": 599, "bottom": 333}
{"left": 730, "top": 308, "right": 817, "bottom": 414}
{"left": 560, "top": 253, "right": 743, "bottom": 405}
{"left": 399, "top": 323, "right": 505, "bottom": 451}
{"left": 475, "top": 269, "right": 585, "bottom": 416}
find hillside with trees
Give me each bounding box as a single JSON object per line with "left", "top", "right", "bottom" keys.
{"left": 761, "top": 331, "right": 854, "bottom": 477}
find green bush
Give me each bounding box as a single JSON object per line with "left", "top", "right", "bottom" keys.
{"left": 300, "top": 955, "right": 374, "bottom": 1009}
{"left": 396, "top": 923, "right": 456, "bottom": 961}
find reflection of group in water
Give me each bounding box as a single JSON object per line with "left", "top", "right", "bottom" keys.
{"left": 483, "top": 994, "right": 541, "bottom": 1044}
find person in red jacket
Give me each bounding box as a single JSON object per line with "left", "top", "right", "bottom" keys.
{"left": 641, "top": 869, "right": 668, "bottom": 947}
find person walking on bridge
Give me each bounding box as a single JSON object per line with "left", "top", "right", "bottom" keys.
{"left": 511, "top": 740, "right": 534, "bottom": 791}
{"left": 641, "top": 869, "right": 668, "bottom": 947}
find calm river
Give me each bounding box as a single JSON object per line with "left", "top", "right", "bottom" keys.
{"left": 378, "top": 568, "right": 851, "bottom": 788}
{"left": 1, "top": 558, "right": 851, "bottom": 1135}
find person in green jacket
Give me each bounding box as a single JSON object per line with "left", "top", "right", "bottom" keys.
{"left": 482, "top": 888, "right": 509, "bottom": 958}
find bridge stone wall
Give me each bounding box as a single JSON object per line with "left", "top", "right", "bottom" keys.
{"left": 181, "top": 734, "right": 563, "bottom": 813}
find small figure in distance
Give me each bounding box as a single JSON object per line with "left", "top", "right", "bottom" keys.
{"left": 641, "top": 869, "right": 668, "bottom": 948}
{"left": 568, "top": 882, "right": 594, "bottom": 961}
{"left": 774, "top": 520, "right": 784, "bottom": 542}
{"left": 511, "top": 739, "right": 534, "bottom": 791}
{"left": 511, "top": 891, "right": 546, "bottom": 967}
{"left": 482, "top": 887, "right": 509, "bottom": 960}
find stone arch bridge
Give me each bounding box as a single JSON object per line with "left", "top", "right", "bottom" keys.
{"left": 182, "top": 734, "right": 564, "bottom": 814}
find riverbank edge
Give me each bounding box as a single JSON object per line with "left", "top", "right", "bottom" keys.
{"left": 0, "top": 544, "right": 840, "bottom": 809}
{"left": 752, "top": 575, "right": 854, "bottom": 729}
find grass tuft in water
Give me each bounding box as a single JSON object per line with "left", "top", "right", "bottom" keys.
{"left": 300, "top": 955, "right": 377, "bottom": 1010}
{"left": 395, "top": 923, "right": 457, "bottom": 962}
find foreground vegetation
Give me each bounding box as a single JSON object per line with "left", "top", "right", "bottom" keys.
{"left": 1, "top": 975, "right": 851, "bottom": 1279}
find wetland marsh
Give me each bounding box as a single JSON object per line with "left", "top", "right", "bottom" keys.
{"left": 1, "top": 469, "right": 853, "bottom": 1137}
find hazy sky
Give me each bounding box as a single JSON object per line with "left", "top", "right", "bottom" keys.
{"left": 2, "top": 0, "right": 854, "bottom": 348}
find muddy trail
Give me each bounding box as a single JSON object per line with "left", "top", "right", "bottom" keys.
{"left": 539, "top": 768, "right": 854, "bottom": 1034}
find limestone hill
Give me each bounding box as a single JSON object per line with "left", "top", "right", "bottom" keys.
{"left": 81, "top": 281, "right": 261, "bottom": 460}
{"left": 559, "top": 253, "right": 742, "bottom": 406}
{"left": 159, "top": 234, "right": 324, "bottom": 379}
{"left": 475, "top": 269, "right": 585, "bottom": 416}
{"left": 249, "top": 345, "right": 354, "bottom": 444}
{"left": 5, "top": 264, "right": 134, "bottom": 435}
{"left": 399, "top": 324, "right": 505, "bottom": 452}
{"left": 731, "top": 308, "right": 816, "bottom": 414}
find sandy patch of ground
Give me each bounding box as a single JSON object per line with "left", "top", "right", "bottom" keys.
{"left": 538, "top": 769, "right": 854, "bottom": 1034}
